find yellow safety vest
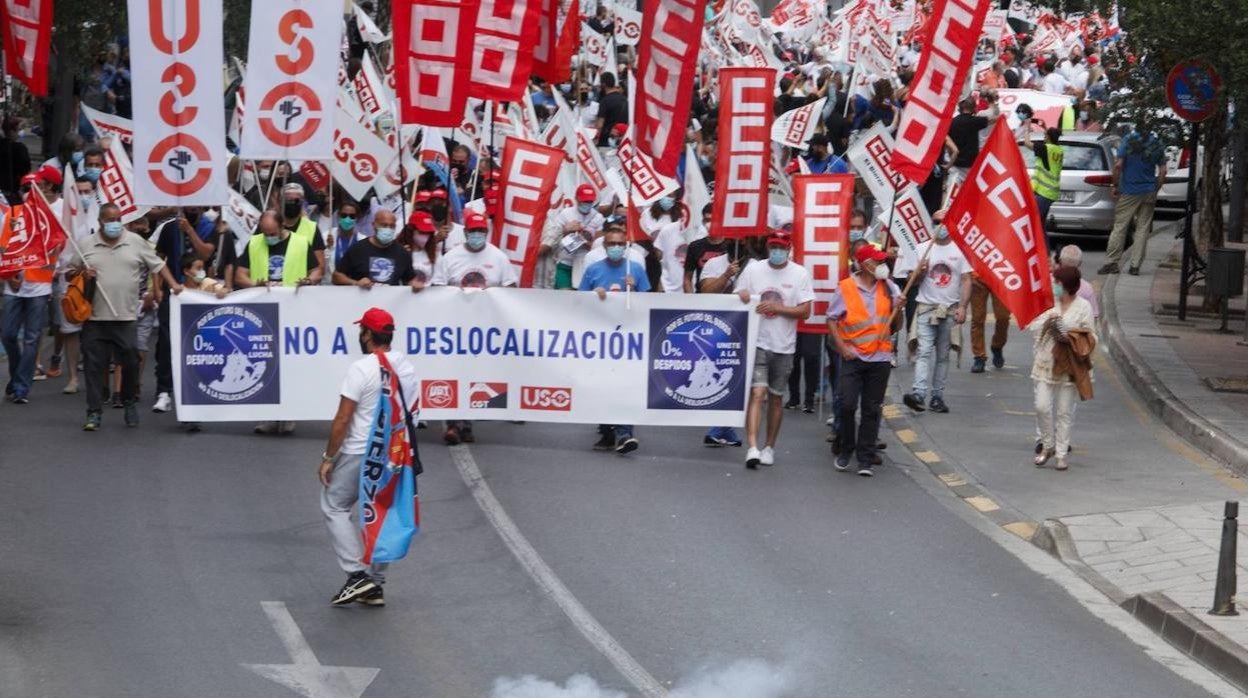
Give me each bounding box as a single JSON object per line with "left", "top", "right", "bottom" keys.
{"left": 247, "top": 233, "right": 309, "bottom": 286}
{"left": 1031, "top": 142, "right": 1064, "bottom": 201}
{"left": 1060, "top": 105, "right": 1076, "bottom": 132}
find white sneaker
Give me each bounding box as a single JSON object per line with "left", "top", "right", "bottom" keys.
{"left": 745, "top": 447, "right": 761, "bottom": 469}
{"left": 152, "top": 392, "right": 172, "bottom": 413}
{"left": 825, "top": 416, "right": 835, "bottom": 426}
{"left": 760, "top": 446, "right": 775, "bottom": 466}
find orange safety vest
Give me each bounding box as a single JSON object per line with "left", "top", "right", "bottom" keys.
{"left": 837, "top": 277, "right": 893, "bottom": 355}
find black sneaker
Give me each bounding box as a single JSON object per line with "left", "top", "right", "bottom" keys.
{"left": 12, "top": 394, "right": 28, "bottom": 404}
{"left": 592, "top": 433, "right": 616, "bottom": 451}
{"left": 703, "top": 434, "right": 728, "bottom": 447}
{"left": 802, "top": 404, "right": 814, "bottom": 414}
{"left": 991, "top": 348, "right": 1005, "bottom": 369}
{"left": 928, "top": 397, "right": 949, "bottom": 414}
{"left": 616, "top": 437, "right": 639, "bottom": 455}
{"left": 1097, "top": 263, "right": 1119, "bottom": 275}
{"left": 971, "top": 357, "right": 986, "bottom": 373}
{"left": 784, "top": 401, "right": 799, "bottom": 410}
{"left": 1128, "top": 266, "right": 1140, "bottom": 276}
{"left": 857, "top": 466, "right": 874, "bottom": 477}
{"left": 1035, "top": 440, "right": 1044, "bottom": 455}
{"left": 834, "top": 455, "right": 851, "bottom": 472}
{"left": 861, "top": 452, "right": 883, "bottom": 466}
{"left": 111, "top": 392, "right": 124, "bottom": 409}
{"left": 84, "top": 411, "right": 102, "bottom": 431}
{"left": 355, "top": 585, "right": 385, "bottom": 607}
{"left": 903, "top": 393, "right": 926, "bottom": 412}
{"left": 331, "top": 571, "right": 377, "bottom": 606}
{"left": 124, "top": 402, "right": 140, "bottom": 427}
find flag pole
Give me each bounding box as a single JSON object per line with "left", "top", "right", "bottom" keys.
{"left": 888, "top": 240, "right": 932, "bottom": 328}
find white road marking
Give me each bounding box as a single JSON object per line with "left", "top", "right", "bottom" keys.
{"left": 243, "top": 601, "right": 380, "bottom": 698}
{"left": 449, "top": 445, "right": 668, "bottom": 697}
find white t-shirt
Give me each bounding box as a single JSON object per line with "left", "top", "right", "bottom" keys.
{"left": 431, "top": 244, "right": 518, "bottom": 288}
{"left": 652, "top": 221, "right": 688, "bottom": 293}
{"left": 339, "top": 351, "right": 420, "bottom": 455}
{"left": 732, "top": 259, "right": 815, "bottom": 354}
{"left": 551, "top": 205, "right": 605, "bottom": 264}
{"left": 915, "top": 241, "right": 971, "bottom": 306}
{"left": 1042, "top": 71, "right": 1070, "bottom": 95}
{"left": 410, "top": 251, "right": 435, "bottom": 285}
{"left": 440, "top": 222, "right": 465, "bottom": 251}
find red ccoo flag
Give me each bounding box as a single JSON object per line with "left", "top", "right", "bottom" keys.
{"left": 393, "top": 0, "right": 481, "bottom": 127}
{"left": 635, "top": 0, "right": 708, "bottom": 177}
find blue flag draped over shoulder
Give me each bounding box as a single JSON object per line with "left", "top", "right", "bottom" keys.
{"left": 358, "top": 352, "right": 420, "bottom": 564}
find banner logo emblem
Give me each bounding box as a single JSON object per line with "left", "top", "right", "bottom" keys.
{"left": 468, "top": 382, "right": 509, "bottom": 409}
{"left": 181, "top": 303, "right": 280, "bottom": 405}
{"left": 422, "top": 379, "right": 459, "bottom": 409}
{"left": 647, "top": 309, "right": 748, "bottom": 409}
{"left": 520, "top": 386, "right": 572, "bottom": 411}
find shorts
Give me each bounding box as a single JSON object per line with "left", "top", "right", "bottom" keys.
{"left": 135, "top": 313, "right": 159, "bottom": 352}
{"left": 554, "top": 263, "right": 574, "bottom": 290}
{"left": 751, "top": 349, "right": 793, "bottom": 397}
{"left": 52, "top": 277, "right": 81, "bottom": 335}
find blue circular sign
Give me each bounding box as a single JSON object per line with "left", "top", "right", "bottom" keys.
{"left": 1167, "top": 59, "right": 1222, "bottom": 123}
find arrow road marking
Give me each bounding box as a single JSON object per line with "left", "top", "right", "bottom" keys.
{"left": 242, "top": 601, "right": 380, "bottom": 698}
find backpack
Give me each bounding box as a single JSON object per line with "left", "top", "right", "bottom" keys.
{"left": 61, "top": 273, "right": 95, "bottom": 325}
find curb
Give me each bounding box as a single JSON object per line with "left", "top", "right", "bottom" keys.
{"left": 1039, "top": 519, "right": 1248, "bottom": 693}
{"left": 1100, "top": 273, "right": 1248, "bottom": 477}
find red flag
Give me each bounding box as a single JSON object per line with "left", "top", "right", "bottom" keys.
{"left": 466, "top": 0, "right": 542, "bottom": 102}
{"left": 793, "top": 174, "right": 854, "bottom": 334}
{"left": 534, "top": 0, "right": 579, "bottom": 83}
{"left": 712, "top": 67, "right": 775, "bottom": 239}
{"left": 945, "top": 121, "right": 1053, "bottom": 328}
{"left": 393, "top": 0, "right": 480, "bottom": 127}
{"left": 493, "top": 138, "right": 563, "bottom": 287}
{"left": 890, "top": 0, "right": 992, "bottom": 183}
{"left": 635, "top": 0, "right": 708, "bottom": 177}
{"left": 1, "top": 0, "right": 52, "bottom": 97}
{"left": 0, "top": 190, "right": 66, "bottom": 277}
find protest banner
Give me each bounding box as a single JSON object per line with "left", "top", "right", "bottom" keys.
{"left": 171, "top": 287, "right": 760, "bottom": 425}
{"left": 770, "top": 97, "right": 825, "bottom": 150}
{"left": 127, "top": 0, "right": 228, "bottom": 205}
{"left": 494, "top": 138, "right": 564, "bottom": 286}
{"left": 1, "top": 0, "right": 52, "bottom": 96}
{"left": 0, "top": 189, "right": 65, "bottom": 276}
{"left": 712, "top": 67, "right": 775, "bottom": 239}
{"left": 330, "top": 107, "right": 391, "bottom": 201}
{"left": 635, "top": 0, "right": 708, "bottom": 176}
{"left": 467, "top": 0, "right": 541, "bottom": 102}
{"left": 99, "top": 137, "right": 149, "bottom": 224}
{"left": 845, "top": 124, "right": 934, "bottom": 268}
{"left": 81, "top": 105, "right": 134, "bottom": 146}
{"left": 944, "top": 121, "right": 1053, "bottom": 327}
{"left": 394, "top": 0, "right": 479, "bottom": 127}
{"left": 792, "top": 174, "right": 853, "bottom": 334}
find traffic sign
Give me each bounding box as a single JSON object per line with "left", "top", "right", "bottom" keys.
{"left": 1166, "top": 59, "right": 1223, "bottom": 122}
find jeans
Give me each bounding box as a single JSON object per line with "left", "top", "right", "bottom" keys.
{"left": 600, "top": 424, "right": 633, "bottom": 439}
{"left": 321, "top": 452, "right": 389, "bottom": 583}
{"left": 836, "top": 358, "right": 891, "bottom": 463}
{"left": 911, "top": 309, "right": 953, "bottom": 400}
{"left": 2, "top": 294, "right": 49, "bottom": 397}
{"left": 155, "top": 294, "right": 173, "bottom": 395}
{"left": 786, "top": 332, "right": 822, "bottom": 406}
{"left": 82, "top": 320, "right": 139, "bottom": 413}
{"left": 705, "top": 426, "right": 741, "bottom": 442}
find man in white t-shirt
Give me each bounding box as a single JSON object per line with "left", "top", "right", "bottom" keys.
{"left": 430, "top": 210, "right": 517, "bottom": 445}
{"left": 319, "top": 307, "right": 419, "bottom": 607}
{"left": 732, "top": 233, "right": 814, "bottom": 469}
{"left": 904, "top": 225, "right": 972, "bottom": 414}
{"left": 547, "top": 184, "right": 605, "bottom": 289}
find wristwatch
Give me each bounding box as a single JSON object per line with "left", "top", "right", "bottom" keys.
{"left": 321, "top": 451, "right": 337, "bottom": 462}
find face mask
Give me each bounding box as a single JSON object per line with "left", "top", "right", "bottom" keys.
{"left": 1053, "top": 281, "right": 1065, "bottom": 299}
{"left": 466, "top": 231, "right": 488, "bottom": 250}
{"left": 264, "top": 234, "right": 282, "bottom": 246}
{"left": 71, "top": 151, "right": 84, "bottom": 165}
{"left": 102, "top": 221, "right": 124, "bottom": 239}
{"left": 934, "top": 225, "right": 950, "bottom": 241}
{"left": 339, "top": 216, "right": 356, "bottom": 232}
{"left": 577, "top": 202, "right": 593, "bottom": 214}
{"left": 374, "top": 227, "right": 397, "bottom": 245}
{"left": 358, "top": 332, "right": 370, "bottom": 355}
{"left": 81, "top": 167, "right": 102, "bottom": 183}
{"left": 414, "top": 233, "right": 431, "bottom": 248}
{"left": 259, "top": 167, "right": 273, "bottom": 180}
{"left": 79, "top": 194, "right": 95, "bottom": 210}
{"left": 874, "top": 263, "right": 891, "bottom": 281}
{"left": 769, "top": 248, "right": 789, "bottom": 266}
{"left": 283, "top": 200, "right": 303, "bottom": 218}
{"left": 658, "top": 197, "right": 675, "bottom": 212}
{"left": 190, "top": 270, "right": 206, "bottom": 284}
{"left": 1079, "top": 111, "right": 1089, "bottom": 121}
{"left": 430, "top": 205, "right": 448, "bottom": 221}
{"left": 605, "top": 245, "right": 626, "bottom": 261}
{"left": 849, "top": 228, "right": 866, "bottom": 243}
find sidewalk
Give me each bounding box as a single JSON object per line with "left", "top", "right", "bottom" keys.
{"left": 877, "top": 226, "right": 1248, "bottom": 692}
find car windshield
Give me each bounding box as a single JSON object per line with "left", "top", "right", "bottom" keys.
{"left": 1018, "top": 141, "right": 1112, "bottom": 172}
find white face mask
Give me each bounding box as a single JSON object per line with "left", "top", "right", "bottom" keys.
{"left": 873, "top": 263, "right": 891, "bottom": 281}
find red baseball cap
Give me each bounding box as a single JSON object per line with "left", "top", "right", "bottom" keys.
{"left": 19, "top": 173, "right": 38, "bottom": 187}
{"left": 464, "top": 211, "right": 489, "bottom": 230}
{"left": 36, "top": 164, "right": 62, "bottom": 186}
{"left": 408, "top": 210, "right": 436, "bottom": 232}
{"left": 766, "top": 233, "right": 793, "bottom": 248}
{"left": 855, "top": 245, "right": 888, "bottom": 265}
{"left": 576, "top": 184, "right": 596, "bottom": 203}
{"left": 611, "top": 123, "right": 627, "bottom": 136}
{"left": 415, "top": 190, "right": 432, "bottom": 203}
{"left": 430, "top": 188, "right": 449, "bottom": 200}
{"left": 354, "top": 307, "right": 395, "bottom": 333}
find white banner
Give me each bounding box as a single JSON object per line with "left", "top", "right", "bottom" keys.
{"left": 845, "top": 125, "right": 934, "bottom": 267}
{"left": 613, "top": 3, "right": 642, "bottom": 45}
{"left": 331, "top": 107, "right": 391, "bottom": 201}
{"left": 223, "top": 189, "right": 261, "bottom": 257}
{"left": 770, "top": 97, "right": 825, "bottom": 149}
{"left": 128, "top": 0, "right": 228, "bottom": 206}
{"left": 241, "top": 0, "right": 342, "bottom": 160}
{"left": 81, "top": 104, "right": 134, "bottom": 145}
{"left": 99, "top": 136, "right": 149, "bottom": 224}
{"left": 171, "top": 287, "right": 759, "bottom": 425}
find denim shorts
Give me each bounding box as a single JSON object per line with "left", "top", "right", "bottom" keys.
{"left": 751, "top": 349, "right": 793, "bottom": 397}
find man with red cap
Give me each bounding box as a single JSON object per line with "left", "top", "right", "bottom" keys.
{"left": 318, "top": 307, "right": 420, "bottom": 607}
{"left": 331, "top": 209, "right": 422, "bottom": 291}
{"left": 431, "top": 210, "right": 516, "bottom": 445}
{"left": 826, "top": 245, "right": 903, "bottom": 475}
{"left": 427, "top": 187, "right": 464, "bottom": 251}
{"left": 731, "top": 233, "right": 814, "bottom": 470}
{"left": 546, "top": 183, "right": 604, "bottom": 289}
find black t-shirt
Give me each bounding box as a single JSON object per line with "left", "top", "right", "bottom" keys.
{"left": 597, "top": 91, "right": 629, "bottom": 146}
{"left": 338, "top": 238, "right": 415, "bottom": 285}
{"left": 684, "top": 238, "right": 739, "bottom": 292}
{"left": 948, "top": 113, "right": 989, "bottom": 167}
{"left": 237, "top": 235, "right": 320, "bottom": 281}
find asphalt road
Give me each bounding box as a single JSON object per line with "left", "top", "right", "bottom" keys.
{"left": 0, "top": 326, "right": 1229, "bottom": 698}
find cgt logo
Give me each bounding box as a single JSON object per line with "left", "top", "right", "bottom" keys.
{"left": 422, "top": 380, "right": 459, "bottom": 409}
{"left": 520, "top": 386, "right": 572, "bottom": 411}
{"left": 468, "top": 382, "right": 508, "bottom": 409}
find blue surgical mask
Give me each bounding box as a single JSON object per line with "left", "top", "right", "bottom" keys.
{"left": 79, "top": 194, "right": 95, "bottom": 210}
{"left": 769, "top": 248, "right": 789, "bottom": 266}
{"left": 71, "top": 151, "right": 84, "bottom": 165}
{"left": 466, "top": 231, "right": 488, "bottom": 250}
{"left": 849, "top": 228, "right": 866, "bottom": 243}
{"left": 102, "top": 221, "right": 124, "bottom": 239}
{"left": 658, "top": 197, "right": 675, "bottom": 212}
{"left": 374, "top": 227, "right": 396, "bottom": 245}
{"left": 81, "top": 167, "right": 102, "bottom": 183}
{"left": 577, "top": 202, "right": 593, "bottom": 214}
{"left": 264, "top": 234, "right": 282, "bottom": 246}
{"left": 1053, "top": 281, "right": 1064, "bottom": 299}
{"left": 605, "top": 245, "right": 626, "bottom": 261}
{"left": 934, "top": 225, "right": 950, "bottom": 241}
{"left": 339, "top": 216, "right": 356, "bottom": 232}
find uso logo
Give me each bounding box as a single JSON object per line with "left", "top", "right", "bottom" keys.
{"left": 422, "top": 380, "right": 458, "bottom": 409}
{"left": 520, "top": 386, "right": 572, "bottom": 411}
{"left": 180, "top": 303, "right": 280, "bottom": 405}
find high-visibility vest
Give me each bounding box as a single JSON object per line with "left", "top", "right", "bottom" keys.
{"left": 837, "top": 277, "right": 893, "bottom": 355}
{"left": 1060, "top": 105, "right": 1076, "bottom": 132}
{"left": 1031, "top": 142, "right": 1064, "bottom": 201}
{"left": 247, "top": 233, "right": 309, "bottom": 286}
{"left": 287, "top": 216, "right": 318, "bottom": 248}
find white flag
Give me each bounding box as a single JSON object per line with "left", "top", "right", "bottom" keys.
{"left": 330, "top": 108, "right": 392, "bottom": 201}
{"left": 770, "top": 97, "right": 826, "bottom": 149}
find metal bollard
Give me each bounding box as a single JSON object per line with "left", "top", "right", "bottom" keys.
{"left": 1210, "top": 501, "right": 1240, "bottom": 616}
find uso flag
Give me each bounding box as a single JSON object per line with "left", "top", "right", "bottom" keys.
{"left": 944, "top": 121, "right": 1053, "bottom": 328}
{"left": 360, "top": 352, "right": 422, "bottom": 565}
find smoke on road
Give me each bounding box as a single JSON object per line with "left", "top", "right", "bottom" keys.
{"left": 491, "top": 657, "right": 795, "bottom": 698}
